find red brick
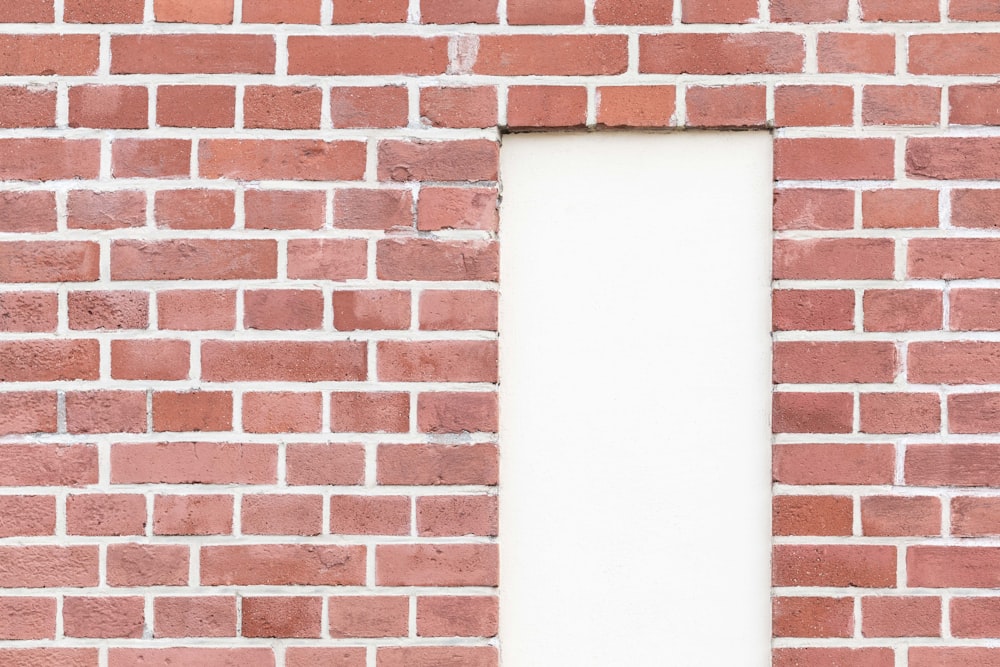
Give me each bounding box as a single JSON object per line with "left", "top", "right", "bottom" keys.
{"left": 330, "top": 392, "right": 410, "bottom": 433}
{"left": 244, "top": 86, "right": 321, "bottom": 129}
{"left": 910, "top": 342, "right": 1000, "bottom": 383}
{"left": 154, "top": 0, "right": 233, "bottom": 22}
{"left": 862, "top": 496, "right": 941, "bottom": 536}
{"left": 377, "top": 238, "right": 498, "bottom": 280}
{"left": 681, "top": 0, "right": 754, "bottom": 23}
{"left": 65, "top": 0, "right": 143, "bottom": 21}
{"left": 201, "top": 139, "right": 365, "bottom": 181}
{"left": 0, "top": 495, "right": 55, "bottom": 536}
{"left": 112, "top": 239, "right": 276, "bottom": 280}
{"left": 69, "top": 291, "right": 148, "bottom": 331}
{"left": 948, "top": 393, "right": 1000, "bottom": 434}
{"left": 774, "top": 238, "right": 894, "bottom": 279}
{"left": 377, "top": 544, "right": 498, "bottom": 586}
{"left": 911, "top": 34, "right": 1000, "bottom": 75}
{"left": 907, "top": 444, "right": 1000, "bottom": 487}
{"left": 911, "top": 239, "right": 1000, "bottom": 279}
{"left": 107, "top": 544, "right": 188, "bottom": 586}
{"left": 773, "top": 545, "right": 896, "bottom": 587}
{"left": 0, "top": 87, "right": 56, "bottom": 128}
{"left": 0, "top": 340, "right": 99, "bottom": 381}
{"left": 0, "top": 292, "right": 57, "bottom": 332}
{"left": 862, "top": 0, "right": 938, "bottom": 21}
{"left": 0, "top": 191, "right": 56, "bottom": 232}
{"left": 950, "top": 85, "right": 1000, "bottom": 125}
{"left": 474, "top": 35, "right": 626, "bottom": 75}
{"left": 596, "top": 85, "right": 675, "bottom": 127}
{"left": 773, "top": 290, "right": 853, "bottom": 331}
{"left": 246, "top": 190, "right": 324, "bottom": 230}
{"left": 508, "top": 86, "right": 587, "bottom": 128}
{"left": 640, "top": 33, "right": 804, "bottom": 74}
{"left": 0, "top": 0, "right": 54, "bottom": 21}
{"left": 157, "top": 85, "right": 235, "bottom": 128}
{"left": 202, "top": 341, "right": 365, "bottom": 382}
{"left": 158, "top": 290, "right": 236, "bottom": 330}
{"left": 953, "top": 190, "right": 1000, "bottom": 229}
{"left": 774, "top": 443, "right": 895, "bottom": 485}
{"left": 379, "top": 140, "right": 498, "bottom": 182}
{"left": 953, "top": 497, "right": 1000, "bottom": 536}
{"left": 0, "top": 444, "right": 97, "bottom": 487}
{"left": 419, "top": 392, "right": 498, "bottom": 433}
{"left": 379, "top": 340, "right": 497, "bottom": 382}
{"left": 332, "top": 0, "right": 406, "bottom": 21}
{"left": 773, "top": 495, "right": 853, "bottom": 536}
{"left": 69, "top": 85, "right": 147, "bottom": 129}
{"left": 201, "top": 545, "right": 366, "bottom": 585}
{"left": 0, "top": 546, "right": 98, "bottom": 587}
{"left": 772, "top": 392, "right": 853, "bottom": 434}
{"left": 862, "top": 189, "right": 938, "bottom": 229}
{"left": 63, "top": 597, "right": 143, "bottom": 639}
{"left": 0, "top": 597, "right": 54, "bottom": 640}
{"left": 863, "top": 596, "right": 940, "bottom": 637}
{"left": 111, "top": 339, "right": 189, "bottom": 381}
{"left": 508, "top": 0, "right": 582, "bottom": 23}
{"left": 67, "top": 190, "right": 145, "bottom": 230}
{"left": 111, "top": 139, "right": 191, "bottom": 178}
{"left": 686, "top": 85, "right": 766, "bottom": 127}
{"left": 420, "top": 291, "right": 497, "bottom": 331}
{"left": 0, "top": 392, "right": 57, "bottom": 435}
{"left": 774, "top": 648, "right": 894, "bottom": 667}
{"left": 417, "top": 495, "right": 498, "bottom": 537}
{"left": 952, "top": 289, "right": 1000, "bottom": 330}
{"left": 242, "top": 494, "right": 323, "bottom": 535}
{"left": 111, "top": 35, "right": 274, "bottom": 74}
{"left": 289, "top": 36, "right": 448, "bottom": 75}
{"left": 112, "top": 442, "right": 276, "bottom": 484}
{"left": 909, "top": 546, "right": 1000, "bottom": 587}
{"left": 286, "top": 444, "right": 365, "bottom": 486}
{"left": 819, "top": 32, "right": 895, "bottom": 73}
{"left": 908, "top": 137, "right": 1000, "bottom": 179}
{"left": 860, "top": 392, "right": 940, "bottom": 434}
{"left": 772, "top": 596, "right": 853, "bottom": 637}
{"left": 154, "top": 596, "right": 236, "bottom": 637}
{"left": 243, "top": 597, "right": 321, "bottom": 638}
{"left": 243, "top": 0, "right": 321, "bottom": 22}
{"left": 0, "top": 139, "right": 99, "bottom": 180}
{"left": 154, "top": 495, "right": 233, "bottom": 536}
{"left": 329, "top": 596, "right": 409, "bottom": 638}
{"left": 951, "top": 0, "right": 1000, "bottom": 19}
{"left": 774, "top": 85, "right": 853, "bottom": 127}
{"left": 288, "top": 239, "right": 368, "bottom": 280}
{"left": 67, "top": 494, "right": 146, "bottom": 535}
{"left": 775, "top": 138, "right": 895, "bottom": 180}
{"left": 774, "top": 188, "right": 854, "bottom": 230}
{"left": 379, "top": 444, "right": 498, "bottom": 485}
{"left": 243, "top": 392, "right": 322, "bottom": 434}
{"left": 597, "top": 0, "right": 673, "bottom": 23}
{"left": 333, "top": 290, "right": 409, "bottom": 331}
{"left": 244, "top": 290, "right": 324, "bottom": 330}
{"left": 330, "top": 495, "right": 410, "bottom": 535}
{"left": 336, "top": 189, "right": 412, "bottom": 230}
{"left": 377, "top": 648, "right": 496, "bottom": 667}
{"left": 0, "top": 35, "right": 99, "bottom": 75}
{"left": 331, "top": 86, "right": 408, "bottom": 129}
{"left": 109, "top": 649, "right": 273, "bottom": 667}
{"left": 772, "top": 0, "right": 849, "bottom": 22}
{"left": 773, "top": 341, "right": 898, "bottom": 383}
{"left": 420, "top": 86, "right": 497, "bottom": 128}
{"left": 417, "top": 596, "right": 498, "bottom": 637}
{"left": 287, "top": 648, "right": 366, "bottom": 667}
{"left": 951, "top": 597, "right": 1000, "bottom": 638}
{"left": 421, "top": 0, "right": 496, "bottom": 23}
{"left": 155, "top": 189, "right": 234, "bottom": 230}
{"left": 864, "top": 85, "right": 940, "bottom": 125}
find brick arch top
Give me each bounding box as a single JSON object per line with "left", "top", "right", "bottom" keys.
{"left": 0, "top": 0, "right": 996, "bottom": 665}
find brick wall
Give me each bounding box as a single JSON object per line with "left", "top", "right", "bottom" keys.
{"left": 0, "top": 0, "right": 997, "bottom": 664}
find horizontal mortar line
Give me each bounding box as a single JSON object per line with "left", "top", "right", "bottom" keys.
{"left": 0, "top": 432, "right": 500, "bottom": 444}
{"left": 775, "top": 381, "right": 1000, "bottom": 391}
{"left": 773, "top": 331, "right": 1000, "bottom": 342}
{"left": 0, "top": 179, "right": 501, "bottom": 190}
{"left": 774, "top": 229, "right": 1000, "bottom": 240}
{"left": 0, "top": 127, "right": 499, "bottom": 140}
{"left": 773, "top": 279, "right": 957, "bottom": 289}
{"left": 0, "top": 637, "right": 498, "bottom": 649}
{"left": 0, "top": 486, "right": 498, "bottom": 495}
{"left": 0, "top": 535, "right": 497, "bottom": 546}
{"left": 0, "top": 380, "right": 499, "bottom": 390}
{"left": 775, "top": 180, "right": 1000, "bottom": 190}
{"left": 773, "top": 487, "right": 952, "bottom": 497}
{"left": 773, "top": 536, "right": 991, "bottom": 546}
{"left": 772, "top": 638, "right": 985, "bottom": 648}
{"left": 0, "top": 329, "right": 499, "bottom": 341}
{"left": 0, "top": 230, "right": 497, "bottom": 241}
{"left": 0, "top": 585, "right": 498, "bottom": 595}
{"left": 776, "top": 126, "right": 1000, "bottom": 139}
{"left": 774, "top": 586, "right": 1000, "bottom": 596}
{"left": 0, "top": 281, "right": 500, "bottom": 291}
{"left": 773, "top": 434, "right": 1000, "bottom": 445}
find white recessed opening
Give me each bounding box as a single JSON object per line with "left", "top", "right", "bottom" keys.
{"left": 498, "top": 131, "right": 773, "bottom": 666}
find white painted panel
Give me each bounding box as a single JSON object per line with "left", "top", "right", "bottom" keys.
{"left": 499, "top": 132, "right": 772, "bottom": 666}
